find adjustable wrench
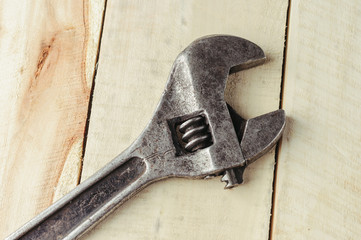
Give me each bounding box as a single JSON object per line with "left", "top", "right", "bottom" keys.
{"left": 7, "top": 35, "right": 285, "bottom": 240}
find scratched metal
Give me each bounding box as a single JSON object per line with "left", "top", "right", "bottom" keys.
{"left": 7, "top": 35, "right": 285, "bottom": 240}
{"left": 19, "top": 158, "right": 146, "bottom": 240}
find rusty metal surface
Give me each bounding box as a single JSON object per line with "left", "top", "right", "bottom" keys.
{"left": 7, "top": 35, "right": 285, "bottom": 240}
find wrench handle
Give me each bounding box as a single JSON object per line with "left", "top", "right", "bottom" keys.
{"left": 7, "top": 156, "right": 148, "bottom": 240}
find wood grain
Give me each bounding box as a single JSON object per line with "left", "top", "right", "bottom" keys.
{"left": 271, "top": 0, "right": 361, "bottom": 239}
{"left": 80, "top": 0, "right": 288, "bottom": 239}
{"left": 0, "top": 0, "right": 105, "bottom": 238}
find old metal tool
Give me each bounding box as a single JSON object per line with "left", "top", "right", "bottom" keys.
{"left": 7, "top": 35, "right": 285, "bottom": 240}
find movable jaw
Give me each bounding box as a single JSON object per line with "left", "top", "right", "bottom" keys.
{"left": 224, "top": 106, "right": 286, "bottom": 188}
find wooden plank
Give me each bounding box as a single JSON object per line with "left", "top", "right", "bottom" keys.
{"left": 80, "top": 0, "right": 288, "bottom": 239}
{"left": 0, "top": 1, "right": 105, "bottom": 238}
{"left": 271, "top": 0, "right": 361, "bottom": 239}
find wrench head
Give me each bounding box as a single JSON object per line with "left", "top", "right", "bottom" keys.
{"left": 131, "top": 35, "right": 284, "bottom": 181}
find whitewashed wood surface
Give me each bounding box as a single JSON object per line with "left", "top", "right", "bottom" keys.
{"left": 271, "top": 0, "right": 361, "bottom": 239}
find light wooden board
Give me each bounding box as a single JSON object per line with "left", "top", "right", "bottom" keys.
{"left": 81, "top": 0, "right": 288, "bottom": 239}
{"left": 271, "top": 0, "right": 361, "bottom": 239}
{"left": 0, "top": 1, "right": 105, "bottom": 238}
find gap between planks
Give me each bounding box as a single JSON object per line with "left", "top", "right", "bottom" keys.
{"left": 78, "top": 0, "right": 109, "bottom": 185}
{"left": 268, "top": 0, "right": 291, "bottom": 239}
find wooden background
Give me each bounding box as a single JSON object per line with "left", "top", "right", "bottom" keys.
{"left": 1, "top": 0, "right": 360, "bottom": 239}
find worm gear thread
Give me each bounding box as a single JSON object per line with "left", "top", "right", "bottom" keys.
{"left": 178, "top": 116, "right": 212, "bottom": 152}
